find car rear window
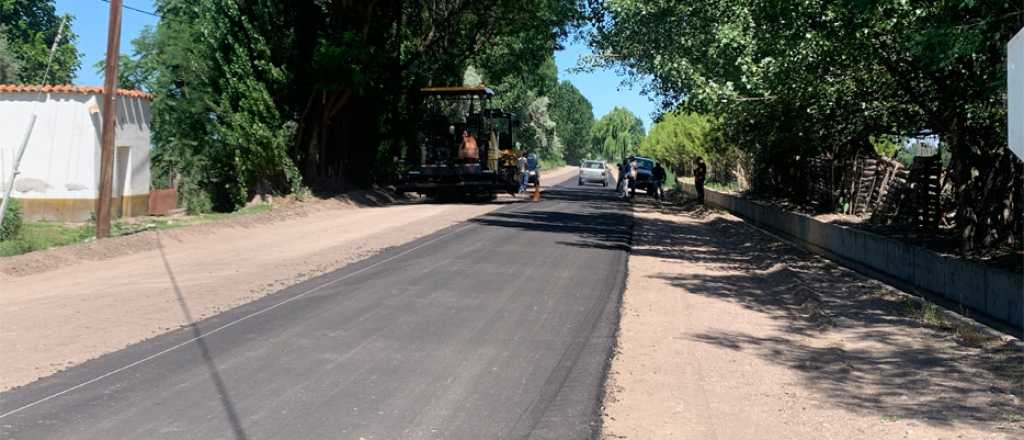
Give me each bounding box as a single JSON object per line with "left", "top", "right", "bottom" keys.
{"left": 636, "top": 159, "right": 654, "bottom": 170}
{"left": 584, "top": 161, "right": 604, "bottom": 169}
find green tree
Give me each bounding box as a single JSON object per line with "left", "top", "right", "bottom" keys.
{"left": 0, "top": 30, "right": 21, "bottom": 82}
{"left": 92, "top": 27, "right": 160, "bottom": 92}
{"left": 591, "top": 106, "right": 644, "bottom": 162}
{"left": 486, "top": 55, "right": 564, "bottom": 161}
{"left": 141, "top": 0, "right": 581, "bottom": 211}
{"left": 549, "top": 81, "right": 594, "bottom": 163}
{"left": 639, "top": 112, "right": 709, "bottom": 172}
{"left": 870, "top": 136, "right": 900, "bottom": 160}
{"left": 0, "top": 0, "right": 80, "bottom": 84}
{"left": 587, "top": 0, "right": 1023, "bottom": 252}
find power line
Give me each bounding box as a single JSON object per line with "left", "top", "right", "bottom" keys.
{"left": 99, "top": 0, "right": 162, "bottom": 19}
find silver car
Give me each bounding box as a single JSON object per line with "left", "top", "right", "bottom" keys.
{"left": 578, "top": 160, "right": 609, "bottom": 186}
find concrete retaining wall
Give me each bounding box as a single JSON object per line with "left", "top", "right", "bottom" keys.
{"left": 681, "top": 183, "right": 1023, "bottom": 331}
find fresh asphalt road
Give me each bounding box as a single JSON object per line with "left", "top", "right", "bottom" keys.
{"left": 0, "top": 176, "right": 632, "bottom": 440}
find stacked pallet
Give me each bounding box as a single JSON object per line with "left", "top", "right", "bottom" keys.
{"left": 807, "top": 156, "right": 834, "bottom": 211}
{"left": 899, "top": 155, "right": 942, "bottom": 230}
{"left": 848, "top": 156, "right": 881, "bottom": 215}
{"left": 870, "top": 165, "right": 909, "bottom": 224}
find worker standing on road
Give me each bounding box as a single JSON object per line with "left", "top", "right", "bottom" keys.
{"left": 627, "top": 155, "right": 639, "bottom": 199}
{"left": 652, "top": 162, "right": 666, "bottom": 201}
{"left": 617, "top": 159, "right": 630, "bottom": 198}
{"left": 619, "top": 155, "right": 637, "bottom": 199}
{"left": 518, "top": 152, "right": 529, "bottom": 193}
{"left": 694, "top": 157, "right": 707, "bottom": 204}
{"left": 616, "top": 160, "right": 627, "bottom": 196}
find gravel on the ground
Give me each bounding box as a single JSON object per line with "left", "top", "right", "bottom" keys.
{"left": 602, "top": 198, "right": 1022, "bottom": 440}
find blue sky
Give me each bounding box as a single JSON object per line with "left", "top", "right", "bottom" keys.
{"left": 58, "top": 0, "right": 657, "bottom": 128}
{"left": 554, "top": 40, "right": 657, "bottom": 130}
{"left": 56, "top": 0, "right": 159, "bottom": 85}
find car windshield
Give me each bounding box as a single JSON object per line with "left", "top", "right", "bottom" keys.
{"left": 584, "top": 161, "right": 604, "bottom": 169}
{"left": 636, "top": 159, "right": 654, "bottom": 170}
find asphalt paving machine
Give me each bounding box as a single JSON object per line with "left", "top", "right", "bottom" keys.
{"left": 397, "top": 86, "right": 522, "bottom": 198}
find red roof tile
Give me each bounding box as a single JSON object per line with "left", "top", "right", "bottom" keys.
{"left": 0, "top": 84, "right": 153, "bottom": 100}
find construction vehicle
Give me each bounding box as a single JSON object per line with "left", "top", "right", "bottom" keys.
{"left": 396, "top": 86, "right": 522, "bottom": 199}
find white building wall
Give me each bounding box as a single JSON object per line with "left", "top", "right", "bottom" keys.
{"left": 0, "top": 92, "right": 99, "bottom": 199}
{"left": 115, "top": 94, "right": 153, "bottom": 197}
{"left": 0, "top": 92, "right": 152, "bottom": 199}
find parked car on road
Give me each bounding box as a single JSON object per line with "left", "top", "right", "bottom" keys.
{"left": 628, "top": 156, "right": 656, "bottom": 195}
{"left": 578, "top": 160, "right": 608, "bottom": 186}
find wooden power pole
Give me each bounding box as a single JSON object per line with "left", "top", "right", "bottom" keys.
{"left": 96, "top": 0, "right": 123, "bottom": 238}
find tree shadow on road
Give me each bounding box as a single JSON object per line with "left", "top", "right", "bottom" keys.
{"left": 629, "top": 198, "right": 1024, "bottom": 431}
{"left": 468, "top": 188, "right": 634, "bottom": 252}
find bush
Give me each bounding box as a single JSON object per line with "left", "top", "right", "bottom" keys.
{"left": 179, "top": 180, "right": 213, "bottom": 215}
{"left": 0, "top": 198, "right": 24, "bottom": 241}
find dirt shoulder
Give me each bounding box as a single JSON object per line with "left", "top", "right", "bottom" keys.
{"left": 602, "top": 198, "right": 1022, "bottom": 439}
{"left": 0, "top": 166, "right": 578, "bottom": 392}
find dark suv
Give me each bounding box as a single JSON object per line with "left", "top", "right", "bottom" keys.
{"left": 627, "top": 156, "right": 656, "bottom": 196}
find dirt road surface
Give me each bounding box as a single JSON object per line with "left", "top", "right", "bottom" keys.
{"left": 0, "top": 167, "right": 577, "bottom": 392}
{"left": 602, "top": 200, "right": 1022, "bottom": 440}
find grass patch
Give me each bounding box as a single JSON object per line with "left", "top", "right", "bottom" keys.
{"left": 706, "top": 180, "right": 743, "bottom": 192}
{"left": 0, "top": 202, "right": 274, "bottom": 257}
{"left": 894, "top": 294, "right": 996, "bottom": 347}
{"left": 672, "top": 175, "right": 741, "bottom": 192}
{"left": 540, "top": 157, "right": 567, "bottom": 170}
{"left": 0, "top": 221, "right": 94, "bottom": 256}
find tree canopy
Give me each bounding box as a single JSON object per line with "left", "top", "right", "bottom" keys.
{"left": 136, "top": 0, "right": 582, "bottom": 212}
{"left": 638, "top": 112, "right": 708, "bottom": 170}
{"left": 549, "top": 80, "right": 595, "bottom": 164}
{"left": 588, "top": 0, "right": 1024, "bottom": 252}
{"left": 0, "top": 0, "right": 80, "bottom": 84}
{"left": 0, "top": 30, "right": 20, "bottom": 83}
{"left": 590, "top": 106, "right": 644, "bottom": 162}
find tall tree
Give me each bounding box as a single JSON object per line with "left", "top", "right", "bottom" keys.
{"left": 141, "top": 0, "right": 581, "bottom": 211}
{"left": 587, "top": 0, "right": 1023, "bottom": 252}
{"left": 485, "top": 56, "right": 563, "bottom": 161}
{"left": 0, "top": 30, "right": 21, "bottom": 82}
{"left": 92, "top": 27, "right": 160, "bottom": 92}
{"left": 549, "top": 80, "right": 594, "bottom": 163}
{"left": 639, "top": 112, "right": 709, "bottom": 171}
{"left": 0, "top": 0, "right": 80, "bottom": 84}
{"left": 590, "top": 106, "right": 644, "bottom": 162}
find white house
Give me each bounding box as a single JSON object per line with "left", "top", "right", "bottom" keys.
{"left": 0, "top": 85, "right": 153, "bottom": 221}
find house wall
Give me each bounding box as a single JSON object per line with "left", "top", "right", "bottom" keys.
{"left": 0, "top": 92, "right": 152, "bottom": 221}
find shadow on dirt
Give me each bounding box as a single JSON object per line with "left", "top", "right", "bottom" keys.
{"left": 630, "top": 196, "right": 1023, "bottom": 431}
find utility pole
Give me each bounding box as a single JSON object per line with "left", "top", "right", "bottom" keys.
{"left": 96, "top": 0, "right": 122, "bottom": 238}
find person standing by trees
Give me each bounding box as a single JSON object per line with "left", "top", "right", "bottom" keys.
{"left": 652, "top": 162, "right": 666, "bottom": 201}
{"left": 694, "top": 157, "right": 707, "bottom": 204}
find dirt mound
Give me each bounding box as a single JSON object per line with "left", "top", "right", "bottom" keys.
{"left": 0, "top": 189, "right": 418, "bottom": 279}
